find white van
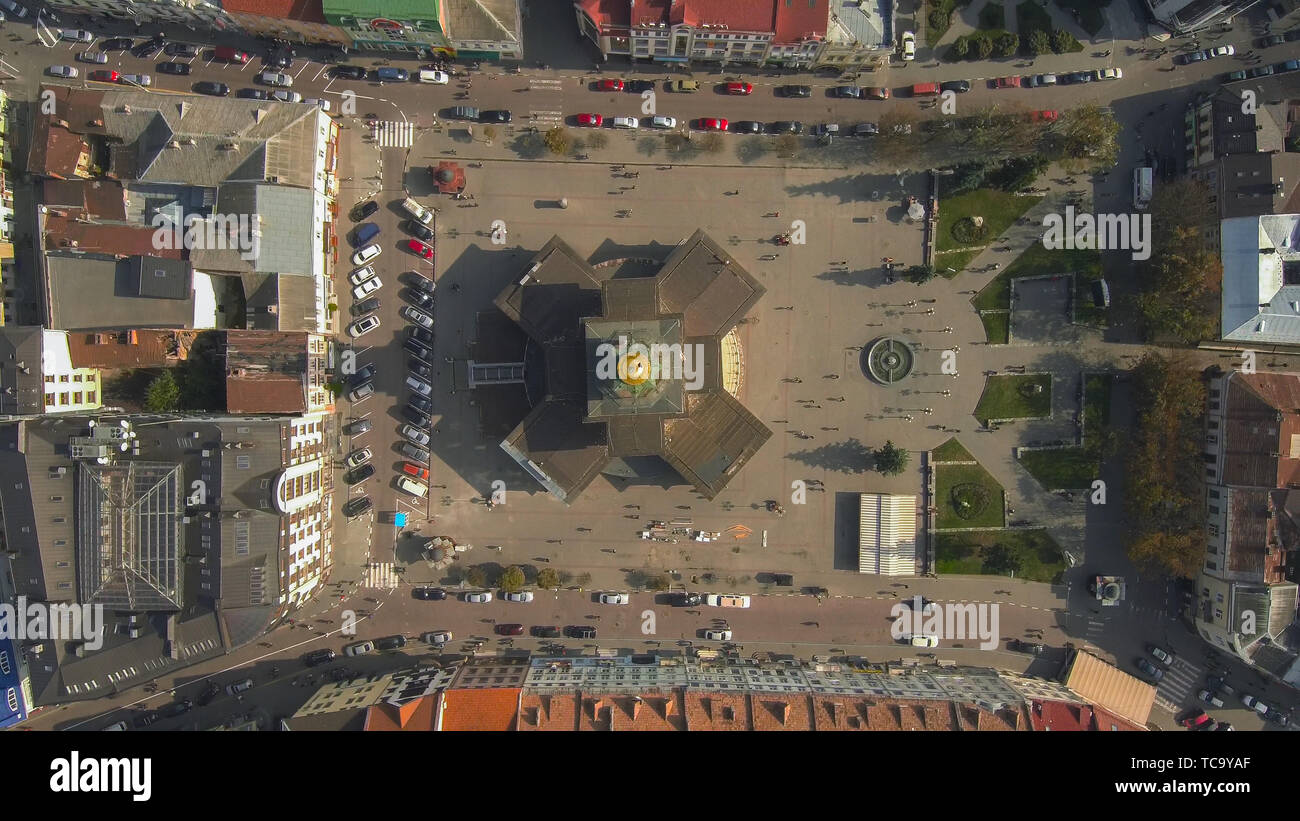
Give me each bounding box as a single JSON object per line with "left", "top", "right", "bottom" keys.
{"left": 401, "top": 197, "right": 434, "bottom": 225}
{"left": 705, "top": 594, "right": 751, "bottom": 608}
{"left": 1133, "top": 167, "right": 1153, "bottom": 211}
{"left": 398, "top": 476, "right": 428, "bottom": 498}
{"left": 417, "top": 69, "right": 449, "bottom": 85}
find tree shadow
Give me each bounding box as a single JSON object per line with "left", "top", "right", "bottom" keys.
{"left": 787, "top": 437, "right": 874, "bottom": 474}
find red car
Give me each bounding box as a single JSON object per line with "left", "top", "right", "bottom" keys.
{"left": 866, "top": 87, "right": 890, "bottom": 100}
{"left": 406, "top": 239, "right": 433, "bottom": 259}
{"left": 576, "top": 113, "right": 603, "bottom": 127}
{"left": 698, "top": 117, "right": 728, "bottom": 131}
{"left": 89, "top": 70, "right": 120, "bottom": 83}
{"left": 1027, "top": 110, "right": 1059, "bottom": 122}
{"left": 402, "top": 462, "right": 430, "bottom": 480}
{"left": 598, "top": 79, "right": 624, "bottom": 92}
{"left": 994, "top": 76, "right": 1022, "bottom": 89}
{"left": 725, "top": 82, "right": 753, "bottom": 95}
{"left": 495, "top": 623, "right": 525, "bottom": 636}
{"left": 1181, "top": 710, "right": 1212, "bottom": 730}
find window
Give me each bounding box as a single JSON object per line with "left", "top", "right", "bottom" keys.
{"left": 1216, "top": 592, "right": 1224, "bottom": 603}
{"left": 1208, "top": 524, "right": 1218, "bottom": 536}
{"left": 5, "top": 688, "right": 16, "bottom": 713}
{"left": 1208, "top": 419, "right": 1219, "bottom": 430}
{"left": 0, "top": 650, "right": 8, "bottom": 675}
{"left": 1214, "top": 608, "right": 1223, "bottom": 620}
{"left": 1209, "top": 506, "right": 1219, "bottom": 515}
{"left": 1209, "top": 489, "right": 1220, "bottom": 499}
{"left": 49, "top": 495, "right": 63, "bottom": 502}
{"left": 1206, "top": 560, "right": 1217, "bottom": 570}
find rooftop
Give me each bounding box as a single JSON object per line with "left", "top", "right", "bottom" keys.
{"left": 0, "top": 326, "right": 47, "bottom": 417}
{"left": 224, "top": 330, "right": 311, "bottom": 414}
{"left": 1220, "top": 213, "right": 1300, "bottom": 344}
{"left": 45, "top": 253, "right": 212, "bottom": 332}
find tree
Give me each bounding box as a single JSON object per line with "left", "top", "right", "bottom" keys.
{"left": 1026, "top": 29, "right": 1051, "bottom": 56}
{"left": 698, "top": 132, "right": 724, "bottom": 154}
{"left": 482, "top": 125, "right": 497, "bottom": 144}
{"left": 144, "top": 370, "right": 181, "bottom": 412}
{"left": 1051, "top": 28, "right": 1077, "bottom": 54}
{"left": 874, "top": 440, "right": 910, "bottom": 475}
{"left": 536, "top": 568, "right": 561, "bottom": 589}
{"left": 500, "top": 565, "right": 525, "bottom": 593}
{"left": 543, "top": 126, "right": 571, "bottom": 155}
{"left": 929, "top": 8, "right": 951, "bottom": 33}
{"left": 906, "top": 264, "right": 937, "bottom": 285}
{"left": 466, "top": 566, "right": 489, "bottom": 588}
{"left": 1056, "top": 103, "right": 1120, "bottom": 169}
{"left": 975, "top": 36, "right": 994, "bottom": 60}
{"left": 648, "top": 574, "right": 671, "bottom": 591}
{"left": 981, "top": 543, "right": 1023, "bottom": 575}
{"left": 586, "top": 131, "right": 609, "bottom": 149}
{"left": 995, "top": 32, "right": 1019, "bottom": 57}
{"left": 949, "top": 36, "right": 969, "bottom": 60}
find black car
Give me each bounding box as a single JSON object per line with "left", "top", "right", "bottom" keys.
{"left": 265, "top": 50, "right": 292, "bottom": 68}
{"left": 408, "top": 357, "right": 433, "bottom": 378}
{"left": 940, "top": 80, "right": 971, "bottom": 93}
{"left": 164, "top": 43, "right": 199, "bottom": 57}
{"left": 102, "top": 37, "right": 135, "bottom": 51}
{"left": 780, "top": 85, "right": 812, "bottom": 98}
{"left": 1011, "top": 639, "right": 1045, "bottom": 655}
{"left": 408, "top": 273, "right": 436, "bottom": 294}
{"left": 303, "top": 648, "right": 337, "bottom": 666}
{"left": 349, "top": 363, "right": 377, "bottom": 384}
{"left": 354, "top": 201, "right": 379, "bottom": 221}
{"left": 1257, "top": 35, "right": 1286, "bottom": 47}
{"left": 342, "top": 496, "right": 372, "bottom": 518}
{"left": 193, "top": 81, "right": 229, "bottom": 96}
{"left": 351, "top": 296, "right": 380, "bottom": 316}
{"left": 405, "top": 220, "right": 434, "bottom": 241}
{"left": 161, "top": 698, "right": 193, "bottom": 718}
{"left": 566, "top": 625, "right": 597, "bottom": 639}
{"left": 196, "top": 681, "right": 221, "bottom": 706}
{"left": 412, "top": 587, "right": 447, "bottom": 601}
{"left": 1247, "top": 64, "right": 1275, "bottom": 78}
{"left": 1175, "top": 51, "right": 1206, "bottom": 65}
{"left": 671, "top": 592, "right": 702, "bottom": 607}
{"left": 770, "top": 120, "right": 803, "bottom": 134}
{"left": 830, "top": 85, "right": 863, "bottom": 99}
{"left": 344, "top": 464, "right": 375, "bottom": 485}
{"left": 132, "top": 43, "right": 163, "bottom": 60}
{"left": 851, "top": 123, "right": 879, "bottom": 137}
{"left": 480, "top": 109, "right": 512, "bottom": 123}
{"left": 409, "top": 325, "right": 435, "bottom": 346}
{"left": 346, "top": 418, "right": 372, "bottom": 435}
{"left": 626, "top": 79, "right": 656, "bottom": 93}
{"left": 331, "top": 65, "right": 368, "bottom": 80}
{"left": 237, "top": 88, "right": 270, "bottom": 100}
{"left": 408, "top": 395, "right": 433, "bottom": 415}
{"left": 732, "top": 120, "right": 764, "bottom": 134}
{"left": 132, "top": 711, "right": 159, "bottom": 729}
{"left": 531, "top": 625, "right": 562, "bottom": 638}
{"left": 375, "top": 635, "right": 407, "bottom": 651}
{"left": 404, "top": 338, "right": 433, "bottom": 360}
{"left": 402, "top": 405, "right": 431, "bottom": 428}
{"left": 158, "top": 61, "right": 191, "bottom": 76}
{"left": 405, "top": 288, "right": 434, "bottom": 310}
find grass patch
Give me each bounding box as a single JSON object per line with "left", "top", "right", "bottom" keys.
{"left": 936, "top": 249, "right": 980, "bottom": 278}
{"left": 971, "top": 241, "right": 1104, "bottom": 326}
{"left": 974, "top": 373, "right": 1052, "bottom": 424}
{"left": 978, "top": 2, "right": 1005, "bottom": 29}
{"left": 932, "top": 437, "right": 975, "bottom": 462}
{"left": 935, "top": 190, "right": 1041, "bottom": 254}
{"left": 1085, "top": 373, "right": 1112, "bottom": 426}
{"left": 980, "top": 311, "right": 1010, "bottom": 344}
{"left": 926, "top": 0, "right": 975, "bottom": 46}
{"left": 1016, "top": 373, "right": 1115, "bottom": 490}
{"left": 935, "top": 461, "right": 1006, "bottom": 529}
{"left": 934, "top": 529, "right": 1067, "bottom": 583}
{"left": 1054, "top": 0, "right": 1108, "bottom": 36}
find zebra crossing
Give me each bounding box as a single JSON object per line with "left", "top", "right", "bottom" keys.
{"left": 1154, "top": 657, "right": 1203, "bottom": 714}
{"left": 529, "top": 109, "right": 564, "bottom": 127}
{"left": 529, "top": 77, "right": 563, "bottom": 92}
{"left": 362, "top": 562, "right": 398, "bottom": 589}
{"left": 370, "top": 120, "right": 414, "bottom": 148}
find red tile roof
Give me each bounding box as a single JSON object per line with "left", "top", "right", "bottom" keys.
{"left": 364, "top": 695, "right": 439, "bottom": 731}
{"left": 41, "top": 179, "right": 127, "bottom": 221}
{"left": 67, "top": 329, "right": 185, "bottom": 370}
{"left": 1224, "top": 372, "right": 1300, "bottom": 487}
{"left": 673, "top": 0, "right": 776, "bottom": 31}
{"left": 220, "top": 0, "right": 327, "bottom": 23}
{"left": 773, "top": 0, "right": 828, "bottom": 42}
{"left": 43, "top": 216, "right": 183, "bottom": 259}
{"left": 749, "top": 694, "right": 813, "bottom": 731}
{"left": 684, "top": 691, "right": 752, "bottom": 730}
{"left": 518, "top": 692, "right": 581, "bottom": 730}
{"left": 577, "top": 692, "right": 687, "bottom": 730}
{"left": 439, "top": 688, "right": 520, "bottom": 731}
{"left": 1029, "top": 699, "right": 1145, "bottom": 731}
{"left": 579, "top": 0, "right": 632, "bottom": 28}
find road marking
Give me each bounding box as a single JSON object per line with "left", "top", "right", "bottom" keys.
{"left": 371, "top": 120, "right": 414, "bottom": 147}
{"left": 313, "top": 64, "right": 329, "bottom": 82}
{"left": 529, "top": 78, "right": 563, "bottom": 91}
{"left": 530, "top": 109, "right": 563, "bottom": 125}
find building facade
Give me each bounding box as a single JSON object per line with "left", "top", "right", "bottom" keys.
{"left": 0, "top": 89, "right": 13, "bottom": 327}
{"left": 44, "top": 0, "right": 236, "bottom": 29}
{"left": 321, "top": 0, "right": 455, "bottom": 55}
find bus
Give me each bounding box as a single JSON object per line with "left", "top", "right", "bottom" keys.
{"left": 1133, "top": 167, "right": 1153, "bottom": 211}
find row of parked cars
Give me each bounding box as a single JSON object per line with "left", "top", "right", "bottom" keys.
{"left": 1223, "top": 58, "right": 1300, "bottom": 82}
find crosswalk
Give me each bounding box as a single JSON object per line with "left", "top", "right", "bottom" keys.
{"left": 529, "top": 109, "right": 563, "bottom": 127}
{"left": 370, "top": 120, "right": 414, "bottom": 148}
{"left": 529, "top": 78, "right": 563, "bottom": 92}
{"left": 1154, "top": 657, "right": 1203, "bottom": 714}
{"left": 362, "top": 562, "right": 398, "bottom": 589}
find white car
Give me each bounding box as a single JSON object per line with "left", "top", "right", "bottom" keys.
{"left": 76, "top": 52, "right": 109, "bottom": 64}
{"left": 402, "top": 306, "right": 434, "bottom": 329}
{"left": 909, "top": 634, "right": 939, "bottom": 647}
{"left": 611, "top": 116, "right": 639, "bottom": 130}
{"left": 47, "top": 65, "right": 79, "bottom": 78}
{"left": 258, "top": 71, "right": 293, "bottom": 87}
{"left": 60, "top": 29, "right": 94, "bottom": 43}
{"left": 343, "top": 640, "right": 375, "bottom": 656}
{"left": 901, "top": 31, "right": 916, "bottom": 61}
{"left": 352, "top": 276, "right": 382, "bottom": 300}
{"left": 1208, "top": 45, "right": 1235, "bottom": 58}
{"left": 347, "top": 382, "right": 374, "bottom": 402}
{"left": 348, "top": 265, "right": 377, "bottom": 287}
{"left": 464, "top": 591, "right": 494, "bottom": 603}
{"left": 704, "top": 629, "right": 732, "bottom": 641}
{"left": 122, "top": 74, "right": 152, "bottom": 87}
{"left": 345, "top": 448, "right": 372, "bottom": 469}
{"left": 400, "top": 424, "right": 430, "bottom": 446}
{"left": 1093, "top": 67, "right": 1123, "bottom": 81}
{"left": 351, "top": 244, "right": 382, "bottom": 266}
{"left": 600, "top": 592, "right": 630, "bottom": 605}
{"left": 418, "top": 70, "right": 450, "bottom": 84}
{"left": 503, "top": 591, "right": 534, "bottom": 603}
{"left": 304, "top": 97, "right": 331, "bottom": 111}
{"left": 271, "top": 89, "right": 302, "bottom": 103}
{"left": 649, "top": 116, "right": 677, "bottom": 129}
{"left": 347, "top": 315, "right": 381, "bottom": 338}
{"left": 422, "top": 630, "right": 453, "bottom": 646}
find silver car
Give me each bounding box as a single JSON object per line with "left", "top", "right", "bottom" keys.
{"left": 463, "top": 591, "right": 493, "bottom": 603}
{"left": 47, "top": 65, "right": 79, "bottom": 78}
{"left": 257, "top": 71, "right": 293, "bottom": 87}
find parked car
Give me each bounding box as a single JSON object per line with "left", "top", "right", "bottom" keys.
{"left": 939, "top": 79, "right": 971, "bottom": 93}
{"left": 576, "top": 113, "right": 603, "bottom": 127}
{"left": 1247, "top": 64, "right": 1275, "bottom": 78}
{"left": 1276, "top": 59, "right": 1300, "bottom": 73}
{"left": 770, "top": 120, "right": 803, "bottom": 134}
{"left": 345, "top": 448, "right": 372, "bottom": 469}
{"left": 345, "top": 418, "right": 371, "bottom": 435}
{"left": 89, "top": 70, "right": 120, "bottom": 83}
{"left": 352, "top": 244, "right": 382, "bottom": 266}
{"left": 347, "top": 316, "right": 381, "bottom": 338}
{"left": 400, "top": 424, "right": 431, "bottom": 446}
{"left": 165, "top": 43, "right": 199, "bottom": 57}
{"left": 1265, "top": 708, "right": 1289, "bottom": 726}
{"left": 611, "top": 116, "right": 639, "bottom": 129}
{"left": 407, "top": 358, "right": 433, "bottom": 379}
{"left": 907, "top": 634, "right": 939, "bottom": 647}
{"left": 480, "top": 109, "right": 512, "bottom": 123}
{"left": 402, "top": 306, "right": 434, "bottom": 330}
{"left": 1258, "top": 34, "right": 1286, "bottom": 47}
{"left": 401, "top": 462, "right": 430, "bottom": 480}
{"left": 60, "top": 29, "right": 95, "bottom": 43}
{"left": 648, "top": 115, "right": 677, "bottom": 129}
{"left": 566, "top": 625, "right": 597, "bottom": 639}
{"left": 901, "top": 31, "right": 916, "bottom": 60}
{"left": 375, "top": 635, "right": 407, "bottom": 651}
{"left": 270, "top": 90, "right": 302, "bottom": 103}
{"left": 725, "top": 81, "right": 753, "bottom": 95}
{"left": 331, "top": 64, "right": 367, "bottom": 80}
{"left": 626, "top": 79, "right": 656, "bottom": 93}
{"left": 47, "top": 65, "right": 79, "bottom": 78}
{"left": 671, "top": 592, "right": 702, "bottom": 607}
{"left": 779, "top": 85, "right": 812, "bottom": 97}
{"left": 132, "top": 711, "right": 160, "bottom": 729}
{"left": 851, "top": 123, "right": 879, "bottom": 137}
{"left": 342, "top": 496, "right": 372, "bottom": 518}
{"left": 464, "top": 591, "right": 494, "bottom": 603}
{"left": 352, "top": 276, "right": 382, "bottom": 300}
{"left": 993, "top": 75, "right": 1021, "bottom": 88}
{"left": 343, "top": 640, "right": 375, "bottom": 657}
{"left": 866, "top": 87, "right": 890, "bottom": 100}
{"left": 600, "top": 592, "right": 630, "bottom": 605}
{"left": 495, "top": 623, "right": 525, "bottom": 635}
{"left": 352, "top": 363, "right": 379, "bottom": 386}
{"left": 405, "top": 220, "right": 434, "bottom": 242}
{"left": 120, "top": 73, "right": 152, "bottom": 87}
{"left": 448, "top": 105, "right": 480, "bottom": 120}
{"left": 161, "top": 698, "right": 193, "bottom": 717}
{"left": 1198, "top": 689, "right": 1225, "bottom": 707}
{"left": 101, "top": 37, "right": 135, "bottom": 50}
{"left": 670, "top": 80, "right": 700, "bottom": 93}
{"left": 531, "top": 625, "right": 562, "bottom": 638}
{"left": 351, "top": 296, "right": 380, "bottom": 317}
{"left": 303, "top": 649, "right": 337, "bottom": 666}
{"left": 1176, "top": 51, "right": 1207, "bottom": 65}
{"left": 1181, "top": 710, "right": 1212, "bottom": 729}
{"left": 1149, "top": 645, "right": 1175, "bottom": 666}
{"left": 831, "top": 85, "right": 863, "bottom": 98}
{"left": 406, "top": 240, "right": 433, "bottom": 259}
{"left": 732, "top": 120, "right": 764, "bottom": 134}
{"left": 503, "top": 591, "right": 534, "bottom": 603}
{"left": 257, "top": 70, "right": 293, "bottom": 87}
{"left": 1093, "top": 67, "right": 1123, "bottom": 81}
{"left": 1135, "top": 657, "right": 1164, "bottom": 681}
{"left": 237, "top": 87, "right": 270, "bottom": 100}
{"left": 597, "top": 78, "right": 624, "bottom": 91}
{"left": 404, "top": 338, "right": 432, "bottom": 360}
{"left": 343, "top": 463, "right": 374, "bottom": 484}
{"left": 158, "top": 61, "right": 191, "bottom": 75}
{"left": 1204, "top": 45, "right": 1235, "bottom": 59}
{"left": 422, "top": 630, "right": 453, "bottom": 646}
{"left": 412, "top": 587, "right": 446, "bottom": 601}
{"left": 405, "top": 289, "right": 434, "bottom": 312}
{"left": 408, "top": 272, "right": 437, "bottom": 293}
{"left": 1241, "top": 693, "right": 1269, "bottom": 715}
{"left": 193, "top": 81, "right": 230, "bottom": 96}
{"left": 225, "top": 678, "right": 253, "bottom": 696}
{"left": 76, "top": 52, "right": 109, "bottom": 64}
{"left": 401, "top": 405, "right": 431, "bottom": 429}
{"left": 1011, "top": 639, "right": 1045, "bottom": 655}
{"left": 697, "top": 117, "right": 728, "bottom": 131}
{"left": 704, "top": 629, "right": 732, "bottom": 641}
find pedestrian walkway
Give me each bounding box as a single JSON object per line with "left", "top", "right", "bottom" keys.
{"left": 370, "top": 120, "right": 414, "bottom": 148}
{"left": 1155, "top": 657, "right": 1204, "bottom": 713}
{"left": 529, "top": 109, "right": 564, "bottom": 126}
{"left": 528, "top": 77, "right": 563, "bottom": 92}
{"left": 362, "top": 562, "right": 399, "bottom": 589}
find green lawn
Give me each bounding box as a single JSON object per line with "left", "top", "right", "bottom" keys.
{"left": 980, "top": 311, "right": 1010, "bottom": 344}
{"left": 974, "top": 374, "right": 1052, "bottom": 424}
{"left": 971, "top": 241, "right": 1106, "bottom": 327}
{"left": 935, "top": 461, "right": 1006, "bottom": 529}
{"left": 936, "top": 249, "right": 980, "bottom": 278}
{"left": 978, "top": 2, "right": 1005, "bottom": 29}
{"left": 1018, "top": 448, "right": 1097, "bottom": 489}
{"left": 1085, "top": 373, "right": 1112, "bottom": 427}
{"left": 934, "top": 529, "right": 1067, "bottom": 583}
{"left": 932, "top": 437, "right": 975, "bottom": 462}
{"left": 1054, "top": 0, "right": 1108, "bottom": 36}
{"left": 935, "top": 190, "right": 1042, "bottom": 254}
